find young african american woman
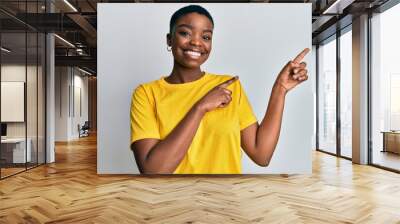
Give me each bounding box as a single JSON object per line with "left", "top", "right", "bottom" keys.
{"left": 130, "top": 5, "right": 310, "bottom": 174}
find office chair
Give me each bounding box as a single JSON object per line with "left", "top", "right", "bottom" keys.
{"left": 79, "top": 121, "right": 90, "bottom": 138}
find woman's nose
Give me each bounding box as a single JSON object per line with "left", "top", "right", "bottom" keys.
{"left": 189, "top": 36, "right": 201, "bottom": 46}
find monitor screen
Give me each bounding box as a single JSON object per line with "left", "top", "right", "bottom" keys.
{"left": 1, "top": 123, "right": 7, "bottom": 137}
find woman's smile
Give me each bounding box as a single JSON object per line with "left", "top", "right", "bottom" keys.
{"left": 183, "top": 49, "right": 203, "bottom": 59}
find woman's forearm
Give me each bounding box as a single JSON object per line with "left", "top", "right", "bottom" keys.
{"left": 142, "top": 103, "right": 206, "bottom": 174}
{"left": 239, "top": 50, "right": 310, "bottom": 167}
{"left": 139, "top": 76, "right": 237, "bottom": 173}
{"left": 255, "top": 84, "right": 287, "bottom": 165}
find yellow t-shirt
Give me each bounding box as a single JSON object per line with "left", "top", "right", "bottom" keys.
{"left": 130, "top": 72, "right": 257, "bottom": 174}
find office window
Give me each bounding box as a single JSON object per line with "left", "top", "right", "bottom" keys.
{"left": 371, "top": 3, "right": 400, "bottom": 171}
{"left": 1, "top": 31, "right": 28, "bottom": 178}
{"left": 340, "top": 29, "right": 352, "bottom": 158}
{"left": 0, "top": 1, "right": 46, "bottom": 179}
{"left": 318, "top": 36, "right": 337, "bottom": 154}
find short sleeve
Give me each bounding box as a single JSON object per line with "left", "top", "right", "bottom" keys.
{"left": 130, "top": 85, "right": 160, "bottom": 143}
{"left": 238, "top": 81, "right": 258, "bottom": 130}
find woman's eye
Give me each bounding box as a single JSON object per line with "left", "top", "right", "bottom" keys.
{"left": 178, "top": 31, "right": 190, "bottom": 37}
{"left": 203, "top": 35, "right": 211, "bottom": 41}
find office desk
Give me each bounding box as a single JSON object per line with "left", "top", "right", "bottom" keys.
{"left": 1, "top": 138, "right": 31, "bottom": 163}
{"left": 382, "top": 131, "right": 400, "bottom": 154}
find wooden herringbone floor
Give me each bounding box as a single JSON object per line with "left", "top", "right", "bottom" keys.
{"left": 1, "top": 134, "right": 400, "bottom": 224}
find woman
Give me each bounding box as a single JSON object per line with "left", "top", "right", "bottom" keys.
{"left": 130, "top": 5, "right": 309, "bottom": 174}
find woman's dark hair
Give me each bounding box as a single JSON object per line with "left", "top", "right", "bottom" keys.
{"left": 169, "top": 5, "right": 214, "bottom": 34}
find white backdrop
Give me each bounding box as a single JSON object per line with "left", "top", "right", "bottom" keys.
{"left": 98, "top": 3, "right": 314, "bottom": 174}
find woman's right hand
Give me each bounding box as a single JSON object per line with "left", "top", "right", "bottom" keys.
{"left": 196, "top": 76, "right": 239, "bottom": 113}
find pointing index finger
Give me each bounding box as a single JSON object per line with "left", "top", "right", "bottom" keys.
{"left": 219, "top": 76, "right": 239, "bottom": 88}
{"left": 293, "top": 48, "right": 310, "bottom": 63}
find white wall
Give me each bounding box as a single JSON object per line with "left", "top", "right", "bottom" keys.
{"left": 1, "top": 63, "right": 46, "bottom": 163}
{"left": 55, "top": 67, "right": 89, "bottom": 141}
{"left": 55, "top": 66, "right": 69, "bottom": 141}
{"left": 72, "top": 72, "right": 89, "bottom": 138}
{"left": 1, "top": 65, "right": 39, "bottom": 138}
{"left": 98, "top": 3, "right": 313, "bottom": 174}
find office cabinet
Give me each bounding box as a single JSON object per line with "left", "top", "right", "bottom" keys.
{"left": 382, "top": 131, "right": 400, "bottom": 154}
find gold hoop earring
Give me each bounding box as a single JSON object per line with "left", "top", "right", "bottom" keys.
{"left": 167, "top": 46, "right": 172, "bottom": 52}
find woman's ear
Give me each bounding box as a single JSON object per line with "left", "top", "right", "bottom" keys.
{"left": 166, "top": 33, "right": 172, "bottom": 47}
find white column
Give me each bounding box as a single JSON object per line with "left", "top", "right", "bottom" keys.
{"left": 352, "top": 14, "right": 369, "bottom": 164}
{"left": 45, "top": 0, "right": 56, "bottom": 163}
{"left": 46, "top": 33, "right": 55, "bottom": 163}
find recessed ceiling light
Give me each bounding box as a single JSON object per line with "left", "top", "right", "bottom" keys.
{"left": 1, "top": 47, "right": 11, "bottom": 53}
{"left": 322, "top": 0, "right": 354, "bottom": 15}
{"left": 78, "top": 67, "right": 93, "bottom": 76}
{"left": 54, "top": 34, "right": 75, "bottom": 48}
{"left": 63, "top": 0, "right": 78, "bottom": 12}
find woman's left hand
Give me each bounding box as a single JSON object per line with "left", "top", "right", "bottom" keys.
{"left": 274, "top": 48, "right": 310, "bottom": 93}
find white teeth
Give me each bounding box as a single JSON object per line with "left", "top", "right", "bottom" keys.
{"left": 185, "top": 50, "right": 201, "bottom": 57}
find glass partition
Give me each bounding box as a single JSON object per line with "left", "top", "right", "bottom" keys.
{"left": 318, "top": 36, "right": 337, "bottom": 155}
{"left": 339, "top": 28, "right": 352, "bottom": 158}
{"left": 371, "top": 3, "right": 400, "bottom": 171}
{"left": 0, "top": 1, "right": 46, "bottom": 179}
{"left": 27, "top": 31, "right": 38, "bottom": 169}
{"left": 1, "top": 31, "right": 28, "bottom": 177}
